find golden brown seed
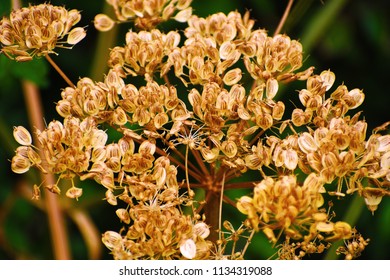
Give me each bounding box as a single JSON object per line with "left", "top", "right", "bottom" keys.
{"left": 11, "top": 155, "right": 31, "bottom": 174}
{"left": 67, "top": 27, "right": 86, "bottom": 45}
{"left": 66, "top": 186, "right": 83, "bottom": 200}
{"left": 13, "top": 126, "right": 32, "bottom": 146}
{"left": 94, "top": 14, "right": 115, "bottom": 32}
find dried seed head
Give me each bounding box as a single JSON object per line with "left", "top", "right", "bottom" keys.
{"left": 0, "top": 4, "right": 85, "bottom": 60}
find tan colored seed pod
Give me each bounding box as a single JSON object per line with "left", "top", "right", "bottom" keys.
{"left": 11, "top": 155, "right": 31, "bottom": 174}
{"left": 67, "top": 27, "right": 86, "bottom": 45}
{"left": 66, "top": 186, "right": 83, "bottom": 200}
{"left": 362, "top": 187, "right": 386, "bottom": 215}
{"left": 223, "top": 68, "right": 242, "bottom": 86}
{"left": 13, "top": 126, "right": 32, "bottom": 146}
{"left": 94, "top": 14, "right": 115, "bottom": 32}
{"left": 116, "top": 208, "right": 131, "bottom": 224}
{"left": 180, "top": 239, "right": 196, "bottom": 259}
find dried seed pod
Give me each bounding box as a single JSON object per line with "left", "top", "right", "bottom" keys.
{"left": 112, "top": 106, "right": 128, "bottom": 126}
{"left": 200, "top": 147, "right": 219, "bottom": 162}
{"left": 334, "top": 221, "right": 352, "bottom": 239}
{"left": 116, "top": 208, "right": 130, "bottom": 224}
{"left": 266, "top": 78, "right": 278, "bottom": 99}
{"left": 320, "top": 70, "right": 336, "bottom": 91}
{"left": 105, "top": 189, "right": 117, "bottom": 206}
{"left": 316, "top": 222, "right": 334, "bottom": 233}
{"left": 193, "top": 222, "right": 210, "bottom": 239}
{"left": 11, "top": 155, "right": 31, "bottom": 174}
{"left": 255, "top": 113, "right": 273, "bottom": 130}
{"left": 67, "top": 27, "right": 86, "bottom": 45}
{"left": 45, "top": 184, "right": 61, "bottom": 195}
{"left": 291, "top": 108, "right": 310, "bottom": 127}
{"left": 66, "top": 186, "right": 83, "bottom": 200}
{"left": 102, "top": 231, "right": 122, "bottom": 251}
{"left": 94, "top": 14, "right": 115, "bottom": 32}
{"left": 180, "top": 239, "right": 196, "bottom": 259}
{"left": 236, "top": 196, "right": 253, "bottom": 215}
{"left": 298, "top": 132, "right": 317, "bottom": 154}
{"left": 362, "top": 187, "right": 386, "bottom": 214}
{"left": 154, "top": 112, "right": 169, "bottom": 129}
{"left": 283, "top": 149, "right": 298, "bottom": 170}
{"left": 223, "top": 68, "right": 242, "bottom": 86}
{"left": 13, "top": 126, "right": 32, "bottom": 146}
{"left": 376, "top": 135, "right": 390, "bottom": 152}
{"left": 221, "top": 140, "right": 237, "bottom": 158}
{"left": 139, "top": 140, "right": 156, "bottom": 155}
{"left": 344, "top": 88, "right": 364, "bottom": 109}
{"left": 312, "top": 212, "right": 328, "bottom": 222}
{"left": 174, "top": 7, "right": 192, "bottom": 22}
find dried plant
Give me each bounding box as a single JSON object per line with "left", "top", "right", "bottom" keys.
{"left": 3, "top": 0, "right": 389, "bottom": 260}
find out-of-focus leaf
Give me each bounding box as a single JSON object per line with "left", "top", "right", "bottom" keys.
{"left": 0, "top": 2, "right": 11, "bottom": 16}
{"left": 11, "top": 59, "right": 49, "bottom": 88}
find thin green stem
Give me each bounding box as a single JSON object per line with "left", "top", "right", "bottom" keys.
{"left": 300, "top": 0, "right": 349, "bottom": 54}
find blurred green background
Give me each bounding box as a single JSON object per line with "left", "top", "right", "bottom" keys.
{"left": 1, "top": 0, "right": 390, "bottom": 259}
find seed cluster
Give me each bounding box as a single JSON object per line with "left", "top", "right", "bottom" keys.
{"left": 7, "top": 2, "right": 390, "bottom": 259}
{"left": 94, "top": 0, "right": 193, "bottom": 30}
{"left": 0, "top": 4, "right": 85, "bottom": 61}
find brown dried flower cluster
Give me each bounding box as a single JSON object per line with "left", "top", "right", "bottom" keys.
{"left": 7, "top": 2, "right": 390, "bottom": 260}
{"left": 94, "top": 0, "right": 193, "bottom": 31}
{"left": 0, "top": 4, "right": 86, "bottom": 61}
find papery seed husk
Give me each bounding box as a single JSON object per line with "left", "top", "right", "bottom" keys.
{"left": 193, "top": 222, "right": 210, "bottom": 239}
{"left": 94, "top": 14, "right": 115, "bottom": 32}
{"left": 13, "top": 126, "right": 32, "bottom": 146}
{"left": 66, "top": 186, "right": 83, "bottom": 200}
{"left": 67, "top": 27, "right": 86, "bottom": 45}
{"left": 102, "top": 231, "right": 122, "bottom": 250}
{"left": 180, "top": 239, "right": 196, "bottom": 259}
{"left": 116, "top": 208, "right": 130, "bottom": 224}
{"left": 11, "top": 155, "right": 31, "bottom": 174}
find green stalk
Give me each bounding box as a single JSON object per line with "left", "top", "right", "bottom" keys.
{"left": 300, "top": 0, "right": 350, "bottom": 53}
{"left": 89, "top": 2, "right": 119, "bottom": 81}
